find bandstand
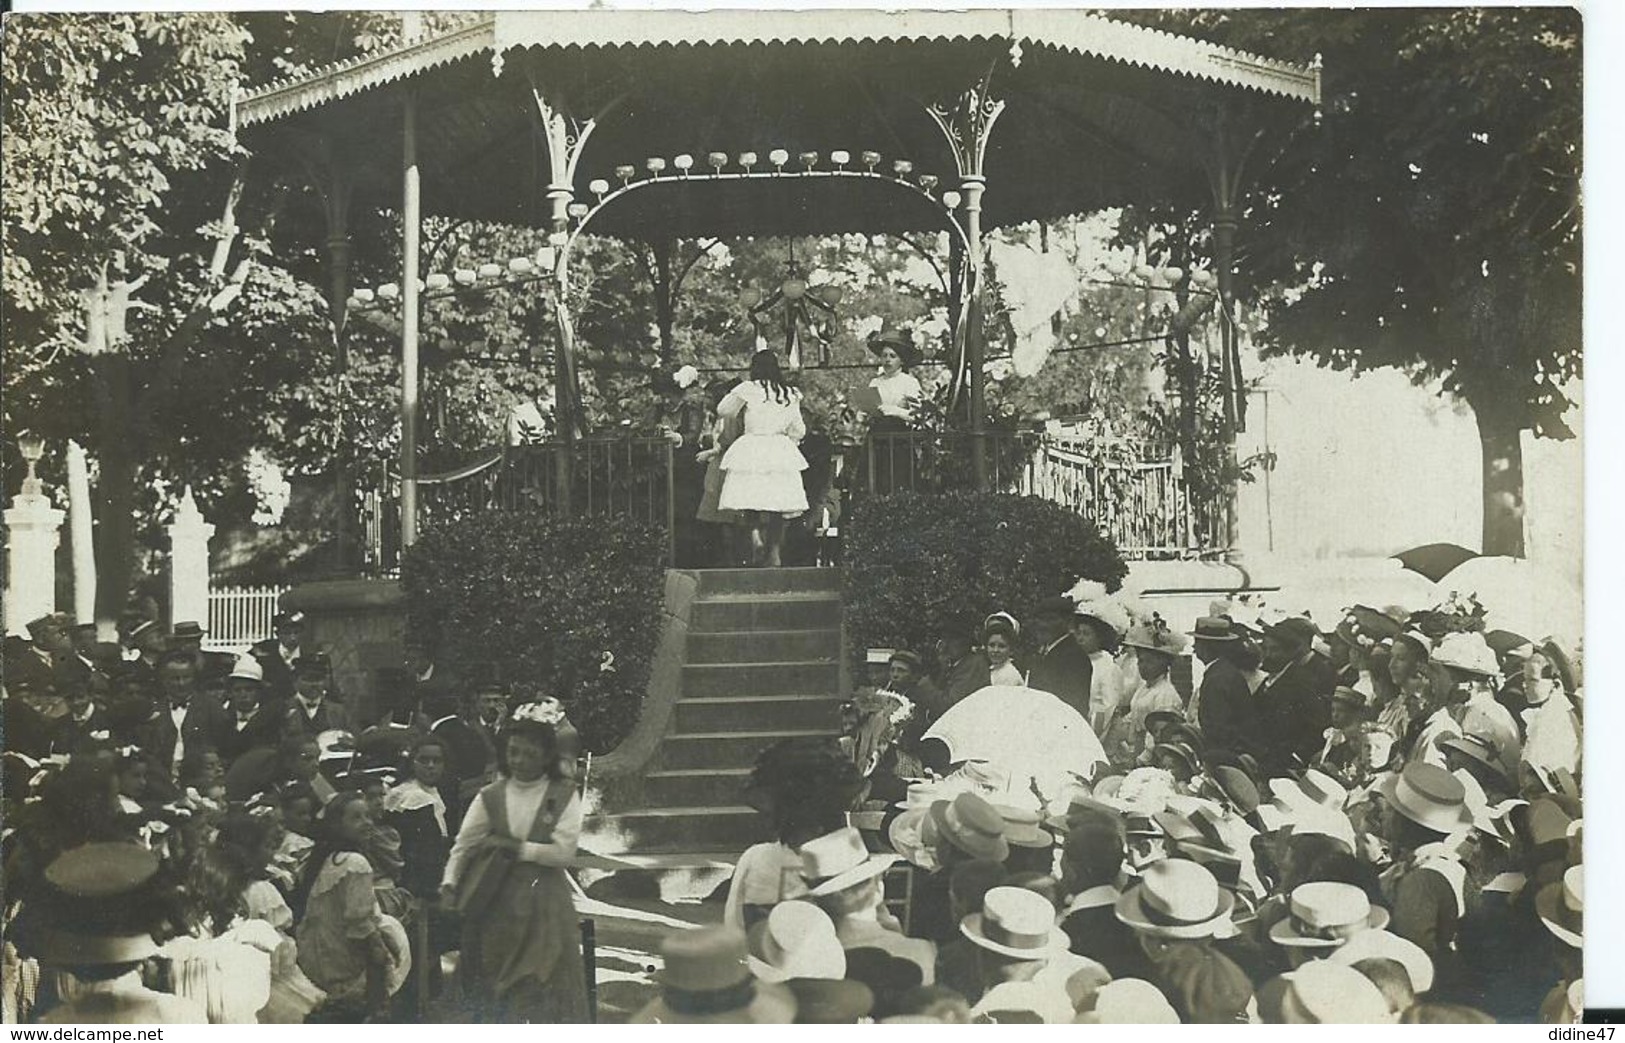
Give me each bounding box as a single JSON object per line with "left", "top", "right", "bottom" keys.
{"left": 237, "top": 11, "right": 1319, "bottom": 868}
{"left": 236, "top": 9, "right": 1319, "bottom": 555}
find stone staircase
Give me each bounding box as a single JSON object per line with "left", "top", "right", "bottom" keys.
{"left": 585, "top": 567, "right": 846, "bottom": 863}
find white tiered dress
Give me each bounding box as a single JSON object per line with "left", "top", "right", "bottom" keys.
{"left": 717, "top": 380, "right": 809, "bottom": 515}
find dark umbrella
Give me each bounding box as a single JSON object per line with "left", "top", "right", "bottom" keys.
{"left": 1391, "top": 542, "right": 1480, "bottom": 584}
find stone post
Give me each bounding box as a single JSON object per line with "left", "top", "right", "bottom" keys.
{"left": 5, "top": 445, "right": 65, "bottom": 635}
{"left": 66, "top": 440, "right": 97, "bottom": 625}
{"left": 167, "top": 486, "right": 215, "bottom": 632}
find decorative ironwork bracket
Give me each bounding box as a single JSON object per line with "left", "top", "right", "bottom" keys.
{"left": 924, "top": 69, "right": 1007, "bottom": 181}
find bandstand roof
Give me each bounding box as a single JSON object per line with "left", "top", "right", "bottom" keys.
{"left": 237, "top": 10, "right": 1320, "bottom": 239}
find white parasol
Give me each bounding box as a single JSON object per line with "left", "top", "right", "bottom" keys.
{"left": 922, "top": 685, "right": 1107, "bottom": 800}
{"left": 1439, "top": 556, "right": 1582, "bottom": 650}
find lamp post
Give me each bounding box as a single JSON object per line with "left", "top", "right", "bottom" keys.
{"left": 6, "top": 433, "right": 64, "bottom": 635}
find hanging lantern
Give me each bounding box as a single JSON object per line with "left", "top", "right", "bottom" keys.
{"left": 918, "top": 173, "right": 939, "bottom": 192}
{"left": 615, "top": 165, "right": 636, "bottom": 184}
{"left": 941, "top": 190, "right": 962, "bottom": 209}
{"left": 509, "top": 257, "right": 534, "bottom": 274}
{"left": 830, "top": 150, "right": 851, "bottom": 168}
{"left": 588, "top": 179, "right": 610, "bottom": 198}
{"left": 567, "top": 202, "right": 591, "bottom": 220}
{"left": 740, "top": 286, "right": 763, "bottom": 309}
{"left": 673, "top": 153, "right": 694, "bottom": 174}
{"left": 1134, "top": 264, "right": 1157, "bottom": 282}
{"left": 861, "top": 151, "right": 882, "bottom": 171}
{"left": 646, "top": 157, "right": 667, "bottom": 176}
{"left": 708, "top": 151, "right": 729, "bottom": 173}
{"left": 425, "top": 273, "right": 451, "bottom": 291}
{"left": 453, "top": 269, "right": 477, "bottom": 286}
{"left": 353, "top": 288, "right": 376, "bottom": 303}
{"left": 1163, "top": 265, "right": 1184, "bottom": 284}
{"left": 769, "top": 149, "right": 790, "bottom": 171}
{"left": 799, "top": 151, "right": 819, "bottom": 170}
{"left": 892, "top": 159, "right": 914, "bottom": 177}
{"left": 477, "top": 263, "right": 502, "bottom": 280}
{"left": 738, "top": 151, "right": 759, "bottom": 171}
{"left": 781, "top": 276, "right": 807, "bottom": 301}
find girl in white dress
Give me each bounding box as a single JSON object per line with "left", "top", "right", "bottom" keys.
{"left": 717, "top": 350, "right": 809, "bottom": 566}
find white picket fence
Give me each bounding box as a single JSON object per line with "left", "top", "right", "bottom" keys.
{"left": 205, "top": 585, "right": 285, "bottom": 653}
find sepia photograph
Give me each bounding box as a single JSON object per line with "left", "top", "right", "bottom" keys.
{"left": 0, "top": 1, "right": 1597, "bottom": 1026}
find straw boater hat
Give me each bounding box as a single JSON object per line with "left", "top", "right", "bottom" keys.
{"left": 1379, "top": 762, "right": 1474, "bottom": 836}
{"left": 993, "top": 805, "right": 1053, "bottom": 849}
{"left": 1437, "top": 732, "right": 1509, "bottom": 783}
{"left": 746, "top": 901, "right": 847, "bottom": 982}
{"left": 930, "top": 792, "right": 1010, "bottom": 862}
{"left": 1114, "top": 859, "right": 1235, "bottom": 940}
{"left": 1536, "top": 865, "right": 1583, "bottom": 949}
{"left": 1187, "top": 617, "right": 1240, "bottom": 643}
{"left": 229, "top": 655, "right": 265, "bottom": 684}
{"left": 631, "top": 926, "right": 797, "bottom": 1024}
{"left": 1326, "top": 930, "right": 1435, "bottom": 994}
{"left": 960, "top": 886, "right": 1070, "bottom": 960}
{"left": 1076, "top": 979, "right": 1181, "bottom": 1024}
{"left": 1269, "top": 882, "right": 1390, "bottom": 949}
{"left": 1277, "top": 962, "right": 1393, "bottom": 1024}
{"left": 799, "top": 826, "right": 899, "bottom": 897}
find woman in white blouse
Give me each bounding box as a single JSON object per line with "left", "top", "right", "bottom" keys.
{"left": 866, "top": 329, "right": 924, "bottom": 493}
{"left": 440, "top": 699, "right": 588, "bottom": 1022}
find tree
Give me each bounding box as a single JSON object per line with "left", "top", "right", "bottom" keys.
{"left": 2, "top": 13, "right": 338, "bottom": 618}
{"left": 1124, "top": 8, "right": 1582, "bottom": 556}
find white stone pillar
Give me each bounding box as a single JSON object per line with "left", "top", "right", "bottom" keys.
{"left": 5, "top": 447, "right": 65, "bottom": 636}
{"left": 66, "top": 440, "right": 97, "bottom": 625}
{"left": 167, "top": 486, "right": 215, "bottom": 632}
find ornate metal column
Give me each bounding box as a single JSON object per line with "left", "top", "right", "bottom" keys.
{"left": 529, "top": 85, "right": 603, "bottom": 448}
{"left": 926, "top": 63, "right": 1006, "bottom": 490}
{"left": 400, "top": 87, "right": 422, "bottom": 548}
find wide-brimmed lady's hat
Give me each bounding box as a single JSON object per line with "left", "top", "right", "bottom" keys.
{"left": 930, "top": 792, "right": 1010, "bottom": 862}
{"left": 1123, "top": 616, "right": 1188, "bottom": 656}
{"left": 1114, "top": 858, "right": 1235, "bottom": 939}
{"left": 1295, "top": 769, "right": 1349, "bottom": 811}
{"left": 799, "top": 826, "right": 899, "bottom": 896}
{"left": 746, "top": 901, "right": 846, "bottom": 982}
{"left": 1431, "top": 631, "right": 1500, "bottom": 679}
{"left": 1207, "top": 765, "right": 1261, "bottom": 817}
{"left": 1437, "top": 732, "right": 1510, "bottom": 786}
{"left": 960, "top": 886, "right": 1069, "bottom": 959}
{"left": 1536, "top": 865, "right": 1583, "bottom": 949}
{"left": 631, "top": 926, "right": 797, "bottom": 1024}
{"left": 1330, "top": 685, "right": 1368, "bottom": 711}
{"left": 1269, "top": 882, "right": 1389, "bottom": 949}
{"left": 867, "top": 327, "right": 921, "bottom": 367}
{"left": 1143, "top": 709, "right": 1185, "bottom": 735}
{"left": 1379, "top": 762, "right": 1473, "bottom": 836}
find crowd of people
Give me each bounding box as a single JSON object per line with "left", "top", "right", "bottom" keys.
{"left": 694, "top": 579, "right": 1584, "bottom": 1024}
{"left": 2, "top": 608, "right": 584, "bottom": 1023}
{"left": 0, "top": 569, "right": 1587, "bottom": 1024}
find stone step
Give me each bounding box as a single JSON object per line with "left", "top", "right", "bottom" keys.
{"left": 674, "top": 694, "right": 844, "bottom": 733}
{"left": 686, "top": 628, "right": 841, "bottom": 664}
{"left": 584, "top": 804, "right": 766, "bottom": 854}
{"left": 682, "top": 660, "right": 841, "bottom": 698}
{"left": 694, "top": 567, "right": 842, "bottom": 597}
{"left": 657, "top": 729, "right": 837, "bottom": 770}
{"left": 690, "top": 593, "right": 843, "bottom": 633}
{"left": 643, "top": 767, "right": 755, "bottom": 808}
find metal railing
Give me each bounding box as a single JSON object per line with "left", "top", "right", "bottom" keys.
{"left": 206, "top": 585, "right": 285, "bottom": 652}
{"left": 365, "top": 438, "right": 676, "bottom": 574}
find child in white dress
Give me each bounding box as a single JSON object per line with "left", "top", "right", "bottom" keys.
{"left": 717, "top": 350, "right": 809, "bottom": 566}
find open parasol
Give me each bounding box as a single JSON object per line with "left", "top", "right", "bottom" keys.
{"left": 922, "top": 686, "right": 1107, "bottom": 799}
{"left": 1392, "top": 542, "right": 1480, "bottom": 584}
{"left": 1439, "top": 556, "right": 1582, "bottom": 650}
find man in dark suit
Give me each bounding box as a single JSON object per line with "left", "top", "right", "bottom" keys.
{"left": 281, "top": 652, "right": 350, "bottom": 738}
{"left": 1024, "top": 596, "right": 1092, "bottom": 718}
{"left": 6, "top": 613, "right": 74, "bottom": 716}
{"left": 1254, "top": 617, "right": 1337, "bottom": 774}
{"left": 169, "top": 621, "right": 235, "bottom": 686}
{"left": 250, "top": 611, "right": 306, "bottom": 702}
{"left": 212, "top": 656, "right": 283, "bottom": 763}
{"left": 1192, "top": 618, "right": 1257, "bottom": 759}
{"left": 140, "top": 649, "right": 226, "bottom": 778}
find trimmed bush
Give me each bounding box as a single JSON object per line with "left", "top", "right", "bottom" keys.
{"left": 843, "top": 492, "right": 1128, "bottom": 662}
{"left": 401, "top": 511, "right": 668, "bottom": 752}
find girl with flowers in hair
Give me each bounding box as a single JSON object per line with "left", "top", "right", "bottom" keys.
{"left": 440, "top": 699, "right": 588, "bottom": 1022}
